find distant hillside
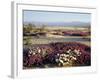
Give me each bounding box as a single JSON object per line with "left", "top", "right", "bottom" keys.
{"left": 24, "top": 21, "right": 90, "bottom": 27}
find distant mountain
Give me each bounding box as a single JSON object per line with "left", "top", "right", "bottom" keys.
{"left": 24, "top": 21, "right": 90, "bottom": 27}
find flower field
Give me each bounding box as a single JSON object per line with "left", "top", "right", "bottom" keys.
{"left": 23, "top": 42, "right": 91, "bottom": 69}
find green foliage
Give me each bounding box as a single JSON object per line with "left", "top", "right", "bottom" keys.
{"left": 23, "top": 36, "right": 32, "bottom": 45}
{"left": 23, "top": 23, "right": 36, "bottom": 33}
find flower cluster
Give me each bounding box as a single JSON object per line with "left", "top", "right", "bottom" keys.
{"left": 55, "top": 49, "right": 82, "bottom": 67}
{"left": 23, "top": 42, "right": 91, "bottom": 68}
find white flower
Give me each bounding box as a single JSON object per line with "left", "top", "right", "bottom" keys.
{"left": 72, "top": 57, "right": 77, "bottom": 60}
{"left": 56, "top": 59, "right": 59, "bottom": 62}
{"left": 59, "top": 59, "right": 64, "bottom": 64}
{"left": 67, "top": 49, "right": 71, "bottom": 53}
{"left": 32, "top": 52, "right": 36, "bottom": 55}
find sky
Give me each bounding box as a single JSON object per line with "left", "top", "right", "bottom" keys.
{"left": 23, "top": 10, "right": 91, "bottom": 23}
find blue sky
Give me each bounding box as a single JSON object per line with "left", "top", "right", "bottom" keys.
{"left": 23, "top": 10, "right": 91, "bottom": 23}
